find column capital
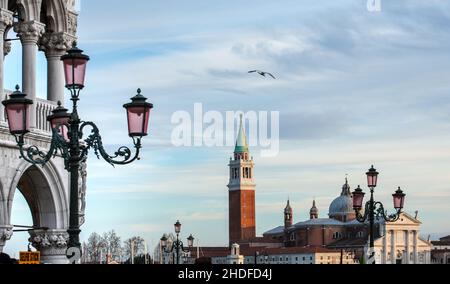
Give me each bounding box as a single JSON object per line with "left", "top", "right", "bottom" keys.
{"left": 0, "top": 225, "right": 13, "bottom": 244}
{"left": 29, "top": 229, "right": 69, "bottom": 255}
{"left": 3, "top": 40, "right": 11, "bottom": 56}
{"left": 39, "top": 32, "right": 76, "bottom": 58}
{"left": 14, "top": 20, "right": 46, "bottom": 44}
{"left": 0, "top": 9, "right": 13, "bottom": 31}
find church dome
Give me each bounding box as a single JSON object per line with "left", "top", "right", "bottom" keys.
{"left": 329, "top": 179, "right": 354, "bottom": 220}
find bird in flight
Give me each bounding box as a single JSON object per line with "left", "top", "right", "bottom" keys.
{"left": 248, "top": 70, "right": 276, "bottom": 79}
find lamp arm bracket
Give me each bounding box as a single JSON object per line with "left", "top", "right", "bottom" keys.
{"left": 80, "top": 121, "right": 142, "bottom": 166}
{"left": 16, "top": 127, "right": 69, "bottom": 168}
{"left": 373, "top": 201, "right": 401, "bottom": 222}
{"left": 355, "top": 201, "right": 371, "bottom": 223}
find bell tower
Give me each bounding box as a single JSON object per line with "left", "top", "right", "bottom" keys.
{"left": 284, "top": 200, "right": 293, "bottom": 228}
{"left": 228, "top": 115, "right": 256, "bottom": 245}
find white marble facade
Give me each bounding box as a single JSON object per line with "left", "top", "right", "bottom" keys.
{"left": 0, "top": 0, "right": 79, "bottom": 264}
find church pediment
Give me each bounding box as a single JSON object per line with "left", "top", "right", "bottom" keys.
{"left": 392, "top": 212, "right": 422, "bottom": 225}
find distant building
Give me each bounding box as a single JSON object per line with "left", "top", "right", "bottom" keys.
{"left": 211, "top": 244, "right": 356, "bottom": 265}
{"left": 431, "top": 235, "right": 450, "bottom": 264}
{"left": 264, "top": 180, "right": 432, "bottom": 264}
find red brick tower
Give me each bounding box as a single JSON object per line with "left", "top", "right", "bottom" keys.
{"left": 228, "top": 115, "right": 256, "bottom": 245}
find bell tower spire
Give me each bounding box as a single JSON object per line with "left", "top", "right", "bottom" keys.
{"left": 284, "top": 199, "right": 293, "bottom": 228}
{"left": 228, "top": 115, "right": 256, "bottom": 245}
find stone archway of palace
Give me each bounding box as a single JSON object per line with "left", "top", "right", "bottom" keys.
{"left": 1, "top": 158, "right": 70, "bottom": 264}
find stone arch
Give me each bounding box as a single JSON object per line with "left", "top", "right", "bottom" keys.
{"left": 14, "top": 0, "right": 41, "bottom": 21}
{"left": 41, "top": 0, "right": 68, "bottom": 33}
{"left": 7, "top": 159, "right": 68, "bottom": 229}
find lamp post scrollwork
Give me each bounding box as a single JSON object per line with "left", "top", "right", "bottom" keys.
{"left": 2, "top": 43, "right": 154, "bottom": 263}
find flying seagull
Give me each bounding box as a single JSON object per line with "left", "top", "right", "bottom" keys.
{"left": 248, "top": 70, "right": 276, "bottom": 79}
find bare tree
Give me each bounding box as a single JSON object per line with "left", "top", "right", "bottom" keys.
{"left": 101, "top": 230, "right": 122, "bottom": 262}
{"left": 86, "top": 232, "right": 105, "bottom": 264}
{"left": 123, "top": 236, "right": 145, "bottom": 263}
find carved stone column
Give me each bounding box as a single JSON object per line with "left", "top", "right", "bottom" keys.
{"left": 29, "top": 229, "right": 69, "bottom": 264}
{"left": 0, "top": 9, "right": 13, "bottom": 123}
{"left": 78, "top": 156, "right": 87, "bottom": 226}
{"left": 14, "top": 20, "right": 45, "bottom": 129}
{"left": 382, "top": 231, "right": 387, "bottom": 264}
{"left": 0, "top": 225, "right": 13, "bottom": 253}
{"left": 405, "top": 230, "right": 410, "bottom": 264}
{"left": 390, "top": 230, "right": 396, "bottom": 264}
{"left": 39, "top": 32, "right": 75, "bottom": 104}
{"left": 413, "top": 230, "right": 418, "bottom": 264}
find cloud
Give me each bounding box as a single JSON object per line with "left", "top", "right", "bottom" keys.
{"left": 128, "top": 224, "right": 165, "bottom": 234}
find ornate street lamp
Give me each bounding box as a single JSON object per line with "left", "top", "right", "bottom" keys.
{"left": 160, "top": 221, "right": 194, "bottom": 264}
{"left": 2, "top": 43, "right": 154, "bottom": 263}
{"left": 61, "top": 43, "right": 89, "bottom": 91}
{"left": 47, "top": 101, "right": 71, "bottom": 141}
{"left": 366, "top": 165, "right": 379, "bottom": 188}
{"left": 187, "top": 234, "right": 195, "bottom": 248}
{"left": 2, "top": 86, "right": 33, "bottom": 136}
{"left": 174, "top": 220, "right": 182, "bottom": 235}
{"left": 352, "top": 166, "right": 406, "bottom": 264}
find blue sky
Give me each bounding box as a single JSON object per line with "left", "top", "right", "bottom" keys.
{"left": 4, "top": 0, "right": 450, "bottom": 256}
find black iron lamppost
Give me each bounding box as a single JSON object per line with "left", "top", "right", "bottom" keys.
{"left": 160, "top": 221, "right": 194, "bottom": 264}
{"left": 2, "top": 43, "right": 154, "bottom": 263}
{"left": 352, "top": 166, "right": 406, "bottom": 264}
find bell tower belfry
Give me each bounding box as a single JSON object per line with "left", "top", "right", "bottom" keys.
{"left": 228, "top": 115, "right": 256, "bottom": 245}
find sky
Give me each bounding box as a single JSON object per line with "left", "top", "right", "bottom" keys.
{"left": 4, "top": 0, "right": 450, "bottom": 256}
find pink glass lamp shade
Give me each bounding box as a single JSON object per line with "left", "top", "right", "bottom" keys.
{"left": 366, "top": 165, "right": 379, "bottom": 188}
{"left": 2, "top": 85, "right": 33, "bottom": 135}
{"left": 123, "top": 89, "right": 153, "bottom": 137}
{"left": 393, "top": 187, "right": 406, "bottom": 210}
{"left": 47, "top": 101, "right": 71, "bottom": 141}
{"left": 61, "top": 43, "right": 90, "bottom": 89}
{"left": 352, "top": 185, "right": 366, "bottom": 211}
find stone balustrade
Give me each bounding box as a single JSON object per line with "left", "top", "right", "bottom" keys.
{"left": 35, "top": 98, "right": 57, "bottom": 133}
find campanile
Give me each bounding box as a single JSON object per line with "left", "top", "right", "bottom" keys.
{"left": 228, "top": 115, "right": 256, "bottom": 245}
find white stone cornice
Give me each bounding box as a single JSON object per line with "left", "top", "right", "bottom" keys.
{"left": 14, "top": 20, "right": 46, "bottom": 44}
{"left": 39, "top": 32, "right": 76, "bottom": 57}
{"left": 0, "top": 9, "right": 13, "bottom": 31}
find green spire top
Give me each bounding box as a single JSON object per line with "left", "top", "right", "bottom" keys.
{"left": 234, "top": 114, "right": 249, "bottom": 153}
